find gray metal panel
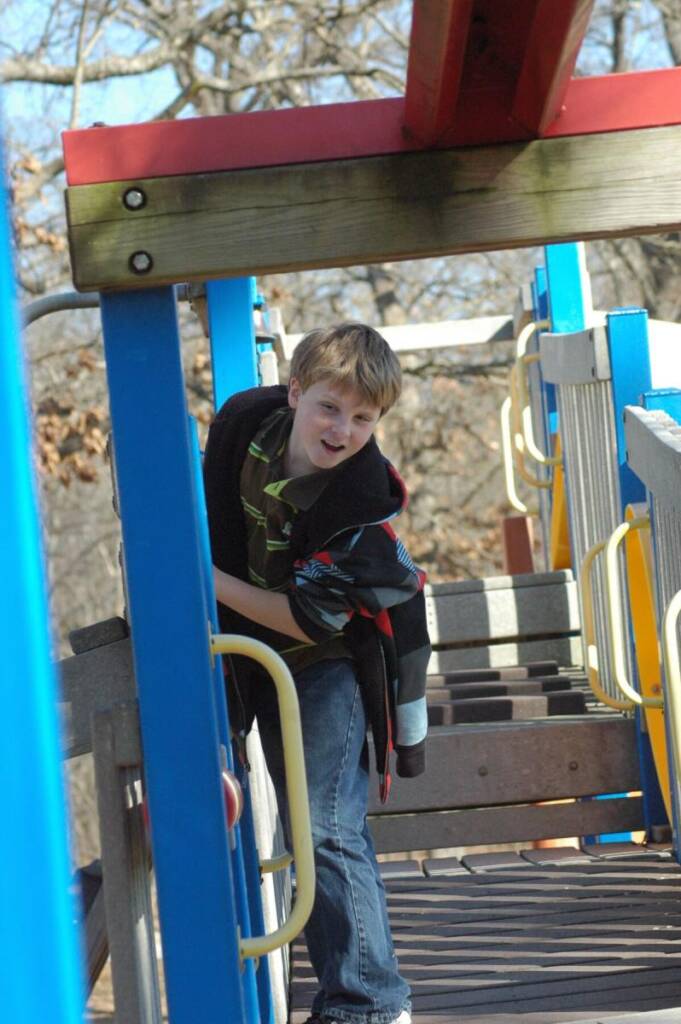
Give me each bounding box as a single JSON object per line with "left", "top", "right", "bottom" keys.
{"left": 540, "top": 326, "right": 611, "bottom": 385}
{"left": 557, "top": 378, "right": 631, "bottom": 703}
{"left": 58, "top": 638, "right": 136, "bottom": 759}
{"left": 368, "top": 795, "right": 644, "bottom": 854}
{"left": 93, "top": 703, "right": 161, "bottom": 1024}
{"left": 625, "top": 405, "right": 681, "bottom": 514}
{"left": 369, "top": 716, "right": 639, "bottom": 815}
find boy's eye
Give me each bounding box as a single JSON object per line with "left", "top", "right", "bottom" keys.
{"left": 320, "top": 402, "right": 336, "bottom": 411}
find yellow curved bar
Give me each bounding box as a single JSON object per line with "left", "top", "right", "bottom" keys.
{"left": 604, "top": 517, "right": 663, "bottom": 709}
{"left": 549, "top": 434, "right": 571, "bottom": 570}
{"left": 260, "top": 852, "right": 293, "bottom": 875}
{"left": 579, "top": 539, "right": 634, "bottom": 711}
{"left": 624, "top": 503, "right": 671, "bottom": 818}
{"left": 500, "top": 396, "right": 530, "bottom": 513}
{"left": 661, "top": 590, "right": 681, "bottom": 791}
{"left": 210, "top": 633, "right": 315, "bottom": 961}
{"left": 515, "top": 319, "right": 550, "bottom": 361}
{"left": 508, "top": 364, "right": 551, "bottom": 490}
{"left": 517, "top": 353, "right": 561, "bottom": 467}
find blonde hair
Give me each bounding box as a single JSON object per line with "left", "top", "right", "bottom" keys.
{"left": 289, "top": 322, "right": 401, "bottom": 414}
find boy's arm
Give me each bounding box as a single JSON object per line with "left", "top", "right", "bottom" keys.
{"left": 213, "top": 567, "right": 313, "bottom": 643}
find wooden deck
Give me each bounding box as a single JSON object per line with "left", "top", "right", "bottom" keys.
{"left": 289, "top": 845, "right": 681, "bottom": 1023}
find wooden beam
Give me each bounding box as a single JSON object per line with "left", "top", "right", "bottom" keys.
{"left": 511, "top": 0, "right": 595, "bottom": 135}
{"left": 61, "top": 67, "right": 681, "bottom": 186}
{"left": 66, "top": 123, "right": 681, "bottom": 292}
{"left": 368, "top": 795, "right": 644, "bottom": 853}
{"left": 367, "top": 717, "right": 639, "bottom": 815}
{"left": 403, "top": 0, "right": 474, "bottom": 145}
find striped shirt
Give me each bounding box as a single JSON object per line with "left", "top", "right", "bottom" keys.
{"left": 239, "top": 406, "right": 352, "bottom": 672}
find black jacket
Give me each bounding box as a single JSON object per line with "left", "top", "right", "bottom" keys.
{"left": 203, "top": 385, "right": 430, "bottom": 800}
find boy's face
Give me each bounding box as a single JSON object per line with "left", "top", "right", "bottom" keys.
{"left": 286, "top": 378, "right": 381, "bottom": 476}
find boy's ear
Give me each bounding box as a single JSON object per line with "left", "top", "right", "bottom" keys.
{"left": 288, "top": 377, "right": 302, "bottom": 409}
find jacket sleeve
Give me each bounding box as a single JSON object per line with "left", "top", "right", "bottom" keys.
{"left": 390, "top": 591, "right": 430, "bottom": 777}
{"left": 287, "top": 525, "right": 423, "bottom": 643}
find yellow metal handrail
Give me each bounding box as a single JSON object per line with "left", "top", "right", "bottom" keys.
{"left": 210, "top": 633, "right": 315, "bottom": 961}
{"left": 500, "top": 395, "right": 530, "bottom": 513}
{"left": 508, "top": 364, "right": 551, "bottom": 490}
{"left": 603, "top": 516, "right": 663, "bottom": 709}
{"left": 260, "top": 852, "right": 293, "bottom": 874}
{"left": 661, "top": 590, "right": 681, "bottom": 790}
{"left": 579, "top": 539, "right": 634, "bottom": 711}
{"left": 500, "top": 319, "right": 552, "bottom": 505}
{"left": 516, "top": 352, "right": 562, "bottom": 467}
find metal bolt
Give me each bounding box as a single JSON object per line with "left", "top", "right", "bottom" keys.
{"left": 129, "top": 251, "right": 153, "bottom": 274}
{"left": 478, "top": 765, "right": 488, "bottom": 777}
{"left": 123, "top": 187, "right": 147, "bottom": 211}
{"left": 568, "top": 760, "right": 578, "bottom": 771}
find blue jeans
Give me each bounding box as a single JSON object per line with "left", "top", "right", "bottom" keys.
{"left": 257, "top": 658, "right": 410, "bottom": 1024}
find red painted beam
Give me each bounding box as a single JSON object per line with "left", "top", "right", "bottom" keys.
{"left": 511, "top": 0, "right": 596, "bottom": 134}
{"left": 403, "top": 0, "right": 474, "bottom": 146}
{"left": 63, "top": 67, "right": 681, "bottom": 186}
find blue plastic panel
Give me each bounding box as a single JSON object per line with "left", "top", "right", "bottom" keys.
{"left": 0, "top": 135, "right": 84, "bottom": 1019}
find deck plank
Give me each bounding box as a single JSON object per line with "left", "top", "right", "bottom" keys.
{"left": 290, "top": 853, "right": 681, "bottom": 1023}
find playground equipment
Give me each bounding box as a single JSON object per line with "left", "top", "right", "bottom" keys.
{"left": 9, "top": 2, "right": 681, "bottom": 1021}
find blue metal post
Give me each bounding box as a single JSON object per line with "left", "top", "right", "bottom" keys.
{"left": 542, "top": 243, "right": 590, "bottom": 571}
{"left": 0, "top": 133, "right": 85, "bottom": 1019}
{"left": 204, "top": 276, "right": 275, "bottom": 1023}
{"left": 100, "top": 288, "right": 246, "bottom": 1024}
{"left": 544, "top": 243, "right": 591, "bottom": 334}
{"left": 207, "top": 277, "right": 259, "bottom": 406}
{"left": 189, "top": 415, "right": 264, "bottom": 1024}
{"left": 532, "top": 265, "right": 557, "bottom": 438}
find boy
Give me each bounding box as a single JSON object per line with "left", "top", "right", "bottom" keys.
{"left": 204, "top": 322, "right": 430, "bottom": 1024}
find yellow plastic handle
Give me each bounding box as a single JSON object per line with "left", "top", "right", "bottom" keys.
{"left": 579, "top": 539, "right": 634, "bottom": 711}
{"left": 210, "top": 633, "right": 315, "bottom": 961}
{"left": 517, "top": 352, "right": 561, "bottom": 467}
{"left": 662, "top": 590, "right": 681, "bottom": 790}
{"left": 508, "top": 364, "right": 551, "bottom": 490}
{"left": 500, "top": 396, "right": 530, "bottom": 513}
{"left": 260, "top": 852, "right": 293, "bottom": 875}
{"left": 603, "top": 517, "right": 663, "bottom": 709}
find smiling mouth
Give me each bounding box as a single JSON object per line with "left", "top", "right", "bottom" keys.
{"left": 321, "top": 440, "right": 344, "bottom": 453}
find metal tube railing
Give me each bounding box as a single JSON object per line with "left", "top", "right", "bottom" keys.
{"left": 210, "top": 634, "right": 315, "bottom": 961}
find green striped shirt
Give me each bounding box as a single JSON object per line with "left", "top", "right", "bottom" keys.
{"left": 240, "top": 406, "right": 351, "bottom": 672}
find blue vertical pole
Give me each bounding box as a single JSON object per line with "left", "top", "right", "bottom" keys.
{"left": 532, "top": 266, "right": 557, "bottom": 441}
{"left": 543, "top": 243, "right": 590, "bottom": 572}
{"left": 100, "top": 288, "right": 246, "bottom": 1024}
{"left": 205, "top": 275, "right": 276, "bottom": 1023}
{"left": 207, "top": 277, "right": 259, "bottom": 405}
{"left": 0, "top": 132, "right": 85, "bottom": 1019}
{"left": 190, "top": 415, "right": 264, "bottom": 1024}
{"left": 544, "top": 243, "right": 591, "bottom": 334}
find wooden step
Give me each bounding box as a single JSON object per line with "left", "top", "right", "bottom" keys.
{"left": 427, "top": 690, "right": 586, "bottom": 724}
{"left": 426, "top": 678, "right": 571, "bottom": 700}
{"left": 427, "top": 660, "right": 560, "bottom": 682}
